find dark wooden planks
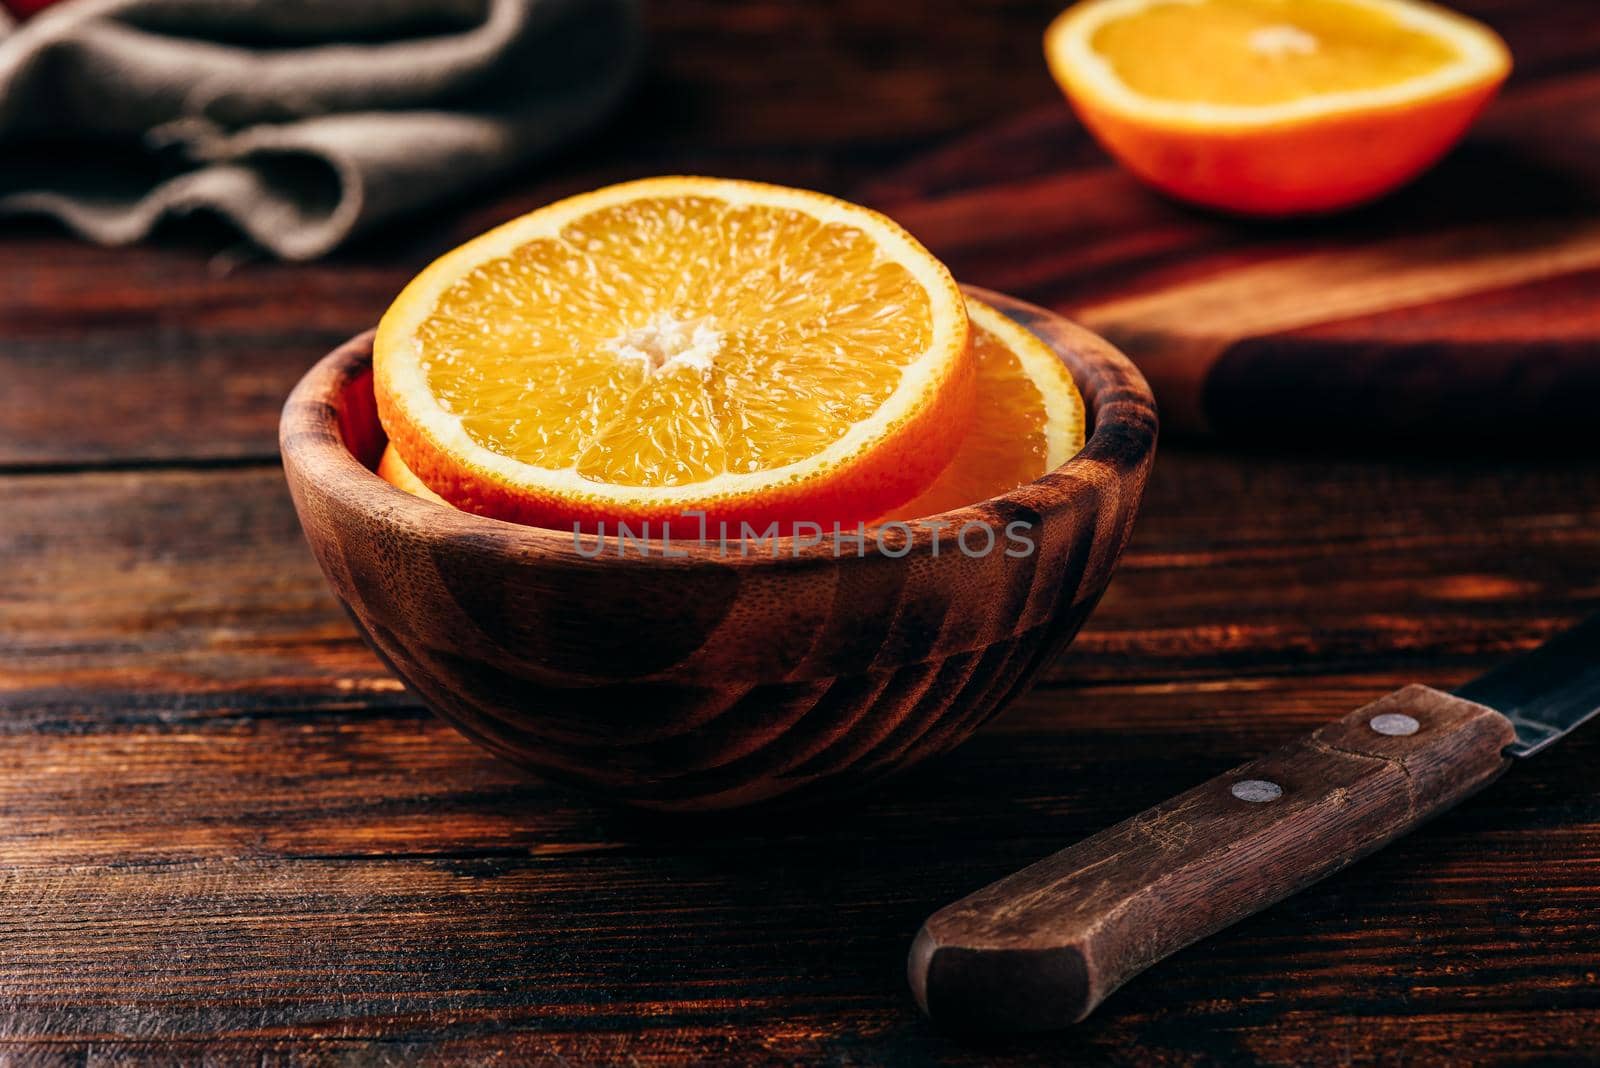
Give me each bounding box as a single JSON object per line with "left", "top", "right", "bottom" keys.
{"left": 638, "top": 1, "right": 1072, "bottom": 148}
{"left": 6, "top": 454, "right": 1598, "bottom": 698}
{"left": 0, "top": 688, "right": 1596, "bottom": 1063}
{"left": 0, "top": 236, "right": 407, "bottom": 467}
{"left": 4, "top": 2, "right": 1595, "bottom": 463}
{"left": 3, "top": 0, "right": 1600, "bottom": 1059}
{"left": 1, "top": 466, "right": 382, "bottom": 695}
{"left": 3, "top": 665, "right": 1590, "bottom": 863}
{"left": 3, "top": 449, "right": 1599, "bottom": 1059}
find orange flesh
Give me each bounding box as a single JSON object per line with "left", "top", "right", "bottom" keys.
{"left": 415, "top": 196, "right": 934, "bottom": 489}
{"left": 883, "top": 319, "right": 1058, "bottom": 521}
{"left": 1092, "top": 0, "right": 1459, "bottom": 106}
{"left": 381, "top": 314, "right": 1082, "bottom": 524}
{"left": 377, "top": 443, "right": 447, "bottom": 505}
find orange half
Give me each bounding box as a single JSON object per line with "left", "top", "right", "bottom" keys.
{"left": 374, "top": 177, "right": 972, "bottom": 534}
{"left": 380, "top": 297, "right": 1086, "bottom": 525}
{"left": 882, "top": 297, "right": 1085, "bottom": 521}
{"left": 376, "top": 444, "right": 448, "bottom": 506}
{"left": 1045, "top": 0, "right": 1511, "bottom": 214}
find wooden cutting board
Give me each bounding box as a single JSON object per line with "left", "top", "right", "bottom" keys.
{"left": 860, "top": 66, "right": 1600, "bottom": 446}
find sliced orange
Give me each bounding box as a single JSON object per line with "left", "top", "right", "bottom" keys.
{"left": 879, "top": 298, "right": 1085, "bottom": 521}
{"left": 1045, "top": 0, "right": 1511, "bottom": 215}
{"left": 373, "top": 177, "right": 972, "bottom": 534}
{"left": 379, "top": 297, "right": 1086, "bottom": 523}
{"left": 376, "top": 443, "right": 448, "bottom": 506}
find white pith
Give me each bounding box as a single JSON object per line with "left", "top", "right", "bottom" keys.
{"left": 1045, "top": 0, "right": 1511, "bottom": 130}
{"left": 608, "top": 313, "right": 724, "bottom": 377}
{"left": 1248, "top": 24, "right": 1319, "bottom": 58}
{"left": 374, "top": 177, "right": 968, "bottom": 510}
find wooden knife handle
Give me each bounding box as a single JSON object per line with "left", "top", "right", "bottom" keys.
{"left": 909, "top": 685, "right": 1516, "bottom": 1032}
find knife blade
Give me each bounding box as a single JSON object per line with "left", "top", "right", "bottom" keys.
{"left": 1456, "top": 612, "right": 1600, "bottom": 756}
{"left": 910, "top": 613, "right": 1600, "bottom": 1033}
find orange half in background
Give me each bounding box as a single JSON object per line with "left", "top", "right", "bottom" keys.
{"left": 1045, "top": 0, "right": 1511, "bottom": 215}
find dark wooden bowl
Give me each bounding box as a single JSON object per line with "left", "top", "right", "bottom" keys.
{"left": 279, "top": 287, "right": 1158, "bottom": 812}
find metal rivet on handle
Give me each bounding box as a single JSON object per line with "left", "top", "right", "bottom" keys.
{"left": 1370, "top": 713, "right": 1421, "bottom": 737}
{"left": 1231, "top": 779, "right": 1283, "bottom": 803}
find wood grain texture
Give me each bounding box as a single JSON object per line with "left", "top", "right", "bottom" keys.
{"left": 911, "top": 686, "right": 1517, "bottom": 1031}
{"left": 3, "top": 448, "right": 1599, "bottom": 1062}
{"left": 278, "top": 291, "right": 1157, "bottom": 811}
{"left": 1077, "top": 220, "right": 1600, "bottom": 436}
{"left": 4, "top": 0, "right": 1600, "bottom": 1060}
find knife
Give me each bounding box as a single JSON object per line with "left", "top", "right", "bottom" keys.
{"left": 909, "top": 613, "right": 1600, "bottom": 1032}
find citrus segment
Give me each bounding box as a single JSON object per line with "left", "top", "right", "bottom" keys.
{"left": 880, "top": 299, "right": 1086, "bottom": 521}
{"left": 1045, "top": 0, "right": 1511, "bottom": 214}
{"left": 375, "top": 177, "right": 971, "bottom": 533}
{"left": 377, "top": 443, "right": 448, "bottom": 506}
{"left": 1089, "top": 0, "right": 1459, "bottom": 106}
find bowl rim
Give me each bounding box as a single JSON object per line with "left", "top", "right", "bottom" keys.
{"left": 280, "top": 284, "right": 1158, "bottom": 570}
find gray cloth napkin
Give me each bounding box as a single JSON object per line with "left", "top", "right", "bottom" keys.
{"left": 0, "top": 0, "right": 641, "bottom": 259}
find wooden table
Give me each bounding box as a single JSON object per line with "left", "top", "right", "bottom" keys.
{"left": 4, "top": 1, "right": 1598, "bottom": 1062}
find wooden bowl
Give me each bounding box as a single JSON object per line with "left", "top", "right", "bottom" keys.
{"left": 279, "top": 287, "right": 1158, "bottom": 812}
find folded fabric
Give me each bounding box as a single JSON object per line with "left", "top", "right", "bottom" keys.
{"left": 0, "top": 0, "right": 640, "bottom": 259}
